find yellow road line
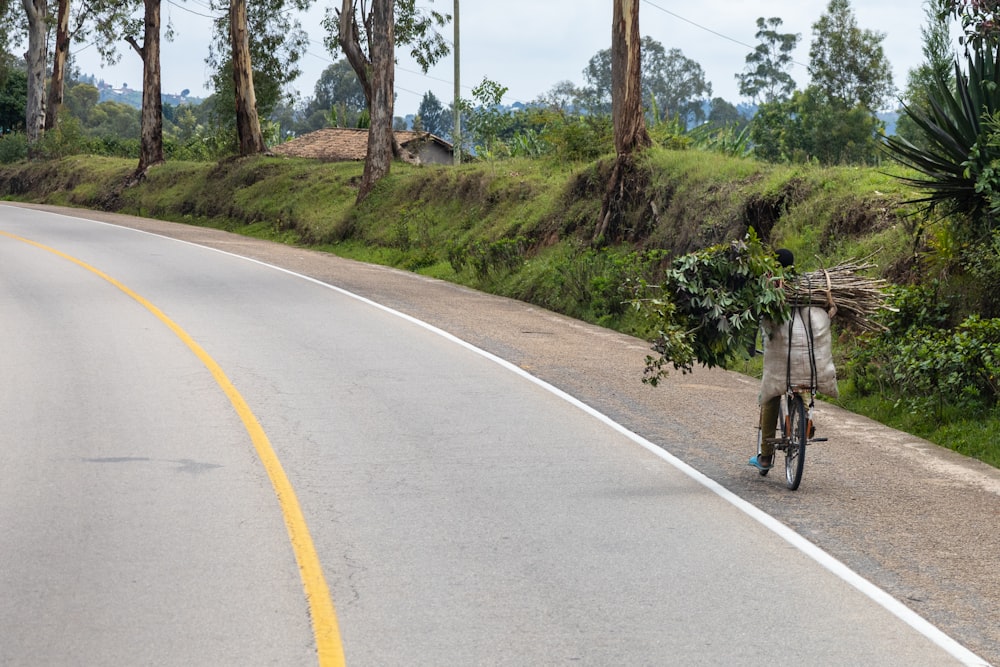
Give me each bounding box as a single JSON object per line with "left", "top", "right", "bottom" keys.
{"left": 2, "top": 231, "right": 346, "bottom": 667}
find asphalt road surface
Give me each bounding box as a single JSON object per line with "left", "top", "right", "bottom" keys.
{"left": 1, "top": 203, "right": 995, "bottom": 666}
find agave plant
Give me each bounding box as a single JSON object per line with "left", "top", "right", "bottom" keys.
{"left": 883, "top": 44, "right": 1000, "bottom": 236}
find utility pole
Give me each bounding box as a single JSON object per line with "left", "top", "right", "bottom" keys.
{"left": 452, "top": 0, "right": 461, "bottom": 164}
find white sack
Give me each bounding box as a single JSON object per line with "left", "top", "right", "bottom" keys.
{"left": 759, "top": 306, "right": 838, "bottom": 404}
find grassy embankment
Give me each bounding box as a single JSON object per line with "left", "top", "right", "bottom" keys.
{"left": 2, "top": 150, "right": 997, "bottom": 468}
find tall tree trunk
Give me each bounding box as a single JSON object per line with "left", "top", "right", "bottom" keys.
{"left": 44, "top": 0, "right": 70, "bottom": 132}
{"left": 357, "top": 0, "right": 394, "bottom": 202}
{"left": 127, "top": 0, "right": 164, "bottom": 177}
{"left": 22, "top": 0, "right": 47, "bottom": 148}
{"left": 339, "top": 0, "right": 413, "bottom": 200}
{"left": 231, "top": 0, "right": 265, "bottom": 156}
{"left": 594, "top": 0, "right": 650, "bottom": 243}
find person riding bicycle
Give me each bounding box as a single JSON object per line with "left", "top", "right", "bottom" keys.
{"left": 749, "top": 248, "right": 795, "bottom": 472}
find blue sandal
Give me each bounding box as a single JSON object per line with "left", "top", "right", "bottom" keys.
{"left": 749, "top": 454, "right": 773, "bottom": 471}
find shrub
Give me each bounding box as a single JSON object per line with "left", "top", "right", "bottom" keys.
{"left": 0, "top": 132, "right": 28, "bottom": 163}
{"left": 847, "top": 282, "right": 1000, "bottom": 416}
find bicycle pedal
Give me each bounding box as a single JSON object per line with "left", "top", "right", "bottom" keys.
{"left": 809, "top": 437, "right": 829, "bottom": 442}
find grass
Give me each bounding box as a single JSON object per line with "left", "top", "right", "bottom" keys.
{"left": 1, "top": 148, "right": 997, "bottom": 469}
{"left": 834, "top": 393, "right": 1000, "bottom": 468}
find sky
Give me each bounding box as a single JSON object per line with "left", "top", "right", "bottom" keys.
{"left": 71, "top": 0, "right": 931, "bottom": 114}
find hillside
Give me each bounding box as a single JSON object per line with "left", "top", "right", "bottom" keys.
{"left": 0, "top": 149, "right": 920, "bottom": 304}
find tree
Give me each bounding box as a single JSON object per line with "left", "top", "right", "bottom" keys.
{"left": 706, "top": 97, "right": 745, "bottom": 130}
{"left": 306, "top": 59, "right": 366, "bottom": 126}
{"left": 86, "top": 99, "right": 140, "bottom": 138}
{"left": 536, "top": 80, "right": 582, "bottom": 112}
{"left": 583, "top": 37, "right": 712, "bottom": 126}
{"left": 207, "top": 0, "right": 313, "bottom": 153}
{"left": 750, "top": 87, "right": 881, "bottom": 164}
{"left": 329, "top": 0, "right": 451, "bottom": 201}
{"left": 21, "top": 0, "right": 47, "bottom": 146}
{"left": 736, "top": 16, "right": 799, "bottom": 105}
{"left": 808, "top": 0, "right": 895, "bottom": 112}
{"left": 124, "top": 0, "right": 163, "bottom": 175}
{"left": 44, "top": 0, "right": 69, "bottom": 131}
{"left": 229, "top": 0, "right": 264, "bottom": 155}
{"left": 34, "top": 0, "right": 140, "bottom": 136}
{"left": 338, "top": 0, "right": 394, "bottom": 201}
{"left": 0, "top": 65, "right": 26, "bottom": 133}
{"left": 64, "top": 80, "right": 99, "bottom": 122}
{"left": 416, "top": 90, "right": 446, "bottom": 136}
{"left": 643, "top": 40, "right": 711, "bottom": 127}
{"left": 594, "top": 0, "right": 650, "bottom": 242}
{"left": 937, "top": 0, "right": 1000, "bottom": 52}
{"left": 580, "top": 47, "right": 612, "bottom": 115}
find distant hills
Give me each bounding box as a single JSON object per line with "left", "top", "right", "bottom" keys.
{"left": 76, "top": 74, "right": 203, "bottom": 108}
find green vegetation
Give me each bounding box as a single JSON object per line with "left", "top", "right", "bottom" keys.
{"left": 3, "top": 144, "right": 999, "bottom": 469}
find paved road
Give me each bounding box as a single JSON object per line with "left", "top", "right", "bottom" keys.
{"left": 1, "top": 203, "right": 995, "bottom": 666}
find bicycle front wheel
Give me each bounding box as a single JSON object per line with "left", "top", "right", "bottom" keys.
{"left": 783, "top": 394, "right": 807, "bottom": 490}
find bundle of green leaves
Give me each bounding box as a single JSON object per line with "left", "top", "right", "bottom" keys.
{"left": 633, "top": 230, "right": 790, "bottom": 384}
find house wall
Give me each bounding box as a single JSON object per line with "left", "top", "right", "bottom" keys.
{"left": 415, "top": 143, "right": 453, "bottom": 165}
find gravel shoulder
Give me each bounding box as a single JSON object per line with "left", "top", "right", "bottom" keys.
{"left": 16, "top": 203, "right": 1000, "bottom": 665}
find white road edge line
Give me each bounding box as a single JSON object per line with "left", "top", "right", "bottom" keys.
{"left": 54, "top": 211, "right": 992, "bottom": 667}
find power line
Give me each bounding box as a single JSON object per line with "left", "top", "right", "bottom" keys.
{"left": 640, "top": 0, "right": 755, "bottom": 50}
{"left": 640, "top": 0, "right": 809, "bottom": 70}
{"left": 165, "top": 0, "right": 220, "bottom": 21}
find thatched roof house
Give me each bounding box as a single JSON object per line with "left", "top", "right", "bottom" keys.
{"left": 271, "top": 128, "right": 453, "bottom": 165}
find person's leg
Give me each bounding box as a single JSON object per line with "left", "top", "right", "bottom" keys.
{"left": 760, "top": 395, "right": 780, "bottom": 450}
{"left": 751, "top": 395, "right": 780, "bottom": 470}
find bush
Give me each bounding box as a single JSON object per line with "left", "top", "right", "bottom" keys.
{"left": 0, "top": 132, "right": 28, "bottom": 163}
{"left": 847, "top": 282, "right": 1000, "bottom": 416}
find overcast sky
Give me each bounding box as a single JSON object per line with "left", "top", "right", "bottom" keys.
{"left": 71, "top": 0, "right": 930, "bottom": 113}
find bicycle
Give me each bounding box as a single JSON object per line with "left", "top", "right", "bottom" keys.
{"left": 755, "top": 385, "right": 827, "bottom": 490}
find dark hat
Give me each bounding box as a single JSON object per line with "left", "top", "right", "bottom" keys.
{"left": 775, "top": 248, "right": 794, "bottom": 268}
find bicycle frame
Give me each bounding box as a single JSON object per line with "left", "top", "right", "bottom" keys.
{"left": 757, "top": 385, "right": 826, "bottom": 490}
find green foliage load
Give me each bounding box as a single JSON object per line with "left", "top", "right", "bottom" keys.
{"left": 633, "top": 231, "right": 789, "bottom": 383}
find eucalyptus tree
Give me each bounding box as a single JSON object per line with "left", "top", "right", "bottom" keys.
{"left": 122, "top": 0, "right": 164, "bottom": 174}
{"left": 736, "top": 16, "right": 799, "bottom": 105}
{"left": 62, "top": 0, "right": 143, "bottom": 124}
{"left": 229, "top": 0, "right": 263, "bottom": 154}
{"left": 45, "top": 0, "right": 69, "bottom": 131}
{"left": 206, "top": 0, "right": 313, "bottom": 155}
{"left": 326, "top": 0, "right": 451, "bottom": 202}
{"left": 580, "top": 47, "right": 612, "bottom": 114}
{"left": 9, "top": 0, "right": 133, "bottom": 143}
{"left": 21, "top": 0, "right": 46, "bottom": 145}
{"left": 594, "top": 0, "right": 649, "bottom": 243}
{"left": 808, "top": 0, "right": 894, "bottom": 112}
{"left": 750, "top": 0, "right": 892, "bottom": 165}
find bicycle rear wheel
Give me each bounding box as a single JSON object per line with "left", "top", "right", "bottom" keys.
{"left": 783, "top": 394, "right": 807, "bottom": 490}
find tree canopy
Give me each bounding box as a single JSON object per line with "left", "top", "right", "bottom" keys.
{"left": 582, "top": 36, "right": 712, "bottom": 126}
{"left": 808, "top": 0, "right": 895, "bottom": 111}
{"left": 736, "top": 17, "right": 799, "bottom": 105}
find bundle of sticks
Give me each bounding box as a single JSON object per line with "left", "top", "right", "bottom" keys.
{"left": 784, "top": 259, "right": 894, "bottom": 332}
